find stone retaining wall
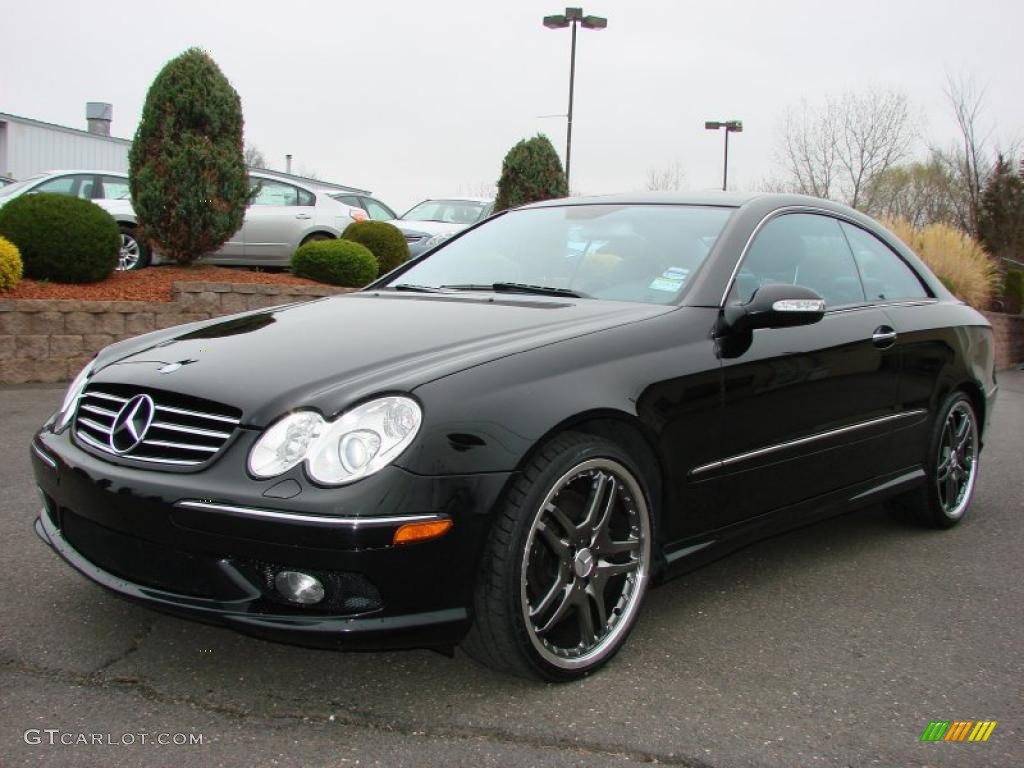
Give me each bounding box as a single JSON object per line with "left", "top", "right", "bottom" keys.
{"left": 983, "top": 311, "right": 1024, "bottom": 371}
{"left": 0, "top": 281, "right": 352, "bottom": 383}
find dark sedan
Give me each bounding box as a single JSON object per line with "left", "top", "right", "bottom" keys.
{"left": 30, "top": 192, "right": 996, "bottom": 681}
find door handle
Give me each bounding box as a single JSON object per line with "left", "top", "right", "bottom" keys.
{"left": 872, "top": 326, "right": 897, "bottom": 348}
{"left": 295, "top": 213, "right": 312, "bottom": 220}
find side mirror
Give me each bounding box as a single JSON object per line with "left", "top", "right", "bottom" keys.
{"left": 722, "top": 283, "right": 825, "bottom": 333}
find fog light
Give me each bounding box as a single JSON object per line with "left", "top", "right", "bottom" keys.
{"left": 274, "top": 570, "right": 325, "bottom": 605}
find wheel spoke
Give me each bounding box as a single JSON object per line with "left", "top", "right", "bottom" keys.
{"left": 544, "top": 503, "right": 581, "bottom": 546}
{"left": 579, "top": 472, "right": 608, "bottom": 533}
{"left": 595, "top": 557, "right": 640, "bottom": 578}
{"left": 529, "top": 568, "right": 569, "bottom": 619}
{"left": 589, "top": 477, "right": 618, "bottom": 542}
{"left": 944, "top": 471, "right": 958, "bottom": 508}
{"left": 936, "top": 453, "right": 952, "bottom": 481}
{"left": 599, "top": 537, "right": 641, "bottom": 556}
{"left": 954, "top": 419, "right": 973, "bottom": 452}
{"left": 575, "top": 591, "right": 597, "bottom": 646}
{"left": 584, "top": 582, "right": 608, "bottom": 630}
{"left": 535, "top": 583, "right": 575, "bottom": 635}
{"left": 537, "top": 519, "right": 570, "bottom": 559}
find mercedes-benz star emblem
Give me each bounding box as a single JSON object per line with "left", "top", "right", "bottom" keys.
{"left": 109, "top": 394, "right": 155, "bottom": 454}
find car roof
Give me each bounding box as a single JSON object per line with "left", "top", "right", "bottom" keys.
{"left": 413, "top": 197, "right": 494, "bottom": 204}
{"left": 35, "top": 170, "right": 128, "bottom": 176}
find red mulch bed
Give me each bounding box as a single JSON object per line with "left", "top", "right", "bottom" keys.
{"left": 3, "top": 265, "right": 322, "bottom": 303}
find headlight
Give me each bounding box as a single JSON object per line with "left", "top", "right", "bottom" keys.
{"left": 248, "top": 396, "right": 422, "bottom": 485}
{"left": 422, "top": 232, "right": 453, "bottom": 250}
{"left": 55, "top": 359, "right": 96, "bottom": 431}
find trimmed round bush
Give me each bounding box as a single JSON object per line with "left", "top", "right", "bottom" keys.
{"left": 341, "top": 220, "right": 409, "bottom": 276}
{"left": 0, "top": 235, "right": 23, "bottom": 291}
{"left": 291, "top": 239, "right": 378, "bottom": 287}
{"left": 0, "top": 193, "right": 118, "bottom": 283}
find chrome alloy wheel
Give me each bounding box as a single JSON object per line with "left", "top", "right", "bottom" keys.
{"left": 936, "top": 400, "right": 979, "bottom": 520}
{"left": 117, "top": 232, "right": 141, "bottom": 271}
{"left": 520, "top": 458, "right": 651, "bottom": 670}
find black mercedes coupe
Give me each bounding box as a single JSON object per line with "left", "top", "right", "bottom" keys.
{"left": 30, "top": 193, "right": 996, "bottom": 681}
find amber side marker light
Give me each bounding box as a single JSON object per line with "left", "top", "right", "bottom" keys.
{"left": 393, "top": 519, "right": 453, "bottom": 545}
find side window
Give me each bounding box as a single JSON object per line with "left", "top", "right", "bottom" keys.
{"left": 334, "top": 195, "right": 360, "bottom": 207}
{"left": 101, "top": 176, "right": 131, "bottom": 200}
{"left": 250, "top": 179, "right": 299, "bottom": 206}
{"left": 840, "top": 222, "right": 929, "bottom": 301}
{"left": 364, "top": 199, "right": 394, "bottom": 220}
{"left": 35, "top": 174, "right": 95, "bottom": 199}
{"left": 297, "top": 188, "right": 315, "bottom": 206}
{"left": 730, "top": 213, "right": 865, "bottom": 307}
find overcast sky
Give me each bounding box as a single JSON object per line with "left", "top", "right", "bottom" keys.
{"left": 3, "top": 0, "right": 1023, "bottom": 212}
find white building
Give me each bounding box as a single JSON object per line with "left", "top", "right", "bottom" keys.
{"left": 0, "top": 104, "right": 367, "bottom": 193}
{"left": 0, "top": 104, "right": 130, "bottom": 179}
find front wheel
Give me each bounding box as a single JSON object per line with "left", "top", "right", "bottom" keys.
{"left": 462, "top": 432, "right": 654, "bottom": 681}
{"left": 117, "top": 227, "right": 151, "bottom": 271}
{"left": 894, "top": 392, "right": 981, "bottom": 528}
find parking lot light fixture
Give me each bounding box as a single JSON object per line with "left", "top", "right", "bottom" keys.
{"left": 543, "top": 7, "right": 607, "bottom": 191}
{"left": 705, "top": 119, "right": 743, "bottom": 191}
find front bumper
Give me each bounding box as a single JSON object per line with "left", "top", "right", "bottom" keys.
{"left": 30, "top": 428, "right": 512, "bottom": 651}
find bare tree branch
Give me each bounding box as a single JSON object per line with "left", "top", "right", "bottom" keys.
{"left": 775, "top": 88, "right": 915, "bottom": 209}
{"left": 645, "top": 160, "right": 686, "bottom": 191}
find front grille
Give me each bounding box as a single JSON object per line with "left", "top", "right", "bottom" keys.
{"left": 73, "top": 385, "right": 241, "bottom": 467}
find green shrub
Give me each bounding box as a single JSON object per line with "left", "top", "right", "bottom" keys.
{"left": 129, "top": 48, "right": 250, "bottom": 265}
{"left": 341, "top": 220, "right": 409, "bottom": 276}
{"left": 1005, "top": 270, "right": 1024, "bottom": 314}
{"left": 291, "top": 239, "right": 377, "bottom": 287}
{"left": 0, "top": 235, "right": 23, "bottom": 291}
{"left": 493, "top": 133, "right": 568, "bottom": 213}
{"left": 0, "top": 194, "right": 118, "bottom": 283}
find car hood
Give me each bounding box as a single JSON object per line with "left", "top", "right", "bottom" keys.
{"left": 90, "top": 292, "right": 673, "bottom": 426}
{"left": 393, "top": 220, "right": 466, "bottom": 237}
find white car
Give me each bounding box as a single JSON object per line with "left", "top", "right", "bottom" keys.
{"left": 392, "top": 197, "right": 494, "bottom": 257}
{"left": 0, "top": 170, "right": 367, "bottom": 270}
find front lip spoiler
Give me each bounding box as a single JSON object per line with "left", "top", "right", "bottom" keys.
{"left": 33, "top": 512, "right": 469, "bottom": 649}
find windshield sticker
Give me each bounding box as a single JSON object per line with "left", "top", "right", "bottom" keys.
{"left": 649, "top": 267, "right": 689, "bottom": 292}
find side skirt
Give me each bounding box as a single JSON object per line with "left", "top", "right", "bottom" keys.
{"left": 657, "top": 467, "right": 926, "bottom": 581}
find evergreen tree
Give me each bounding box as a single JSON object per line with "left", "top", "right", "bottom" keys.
{"left": 493, "top": 134, "right": 568, "bottom": 213}
{"left": 978, "top": 154, "right": 1024, "bottom": 262}
{"left": 129, "top": 48, "right": 251, "bottom": 264}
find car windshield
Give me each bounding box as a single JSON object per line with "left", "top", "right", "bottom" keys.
{"left": 385, "top": 204, "right": 734, "bottom": 305}
{"left": 401, "top": 200, "right": 490, "bottom": 224}
{"left": 0, "top": 175, "right": 44, "bottom": 198}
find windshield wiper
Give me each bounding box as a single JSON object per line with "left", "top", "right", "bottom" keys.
{"left": 442, "top": 283, "right": 585, "bottom": 298}
{"left": 492, "top": 282, "right": 585, "bottom": 298}
{"left": 389, "top": 283, "right": 449, "bottom": 293}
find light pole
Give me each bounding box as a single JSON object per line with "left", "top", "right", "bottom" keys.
{"left": 704, "top": 120, "right": 743, "bottom": 191}
{"left": 543, "top": 7, "right": 606, "bottom": 191}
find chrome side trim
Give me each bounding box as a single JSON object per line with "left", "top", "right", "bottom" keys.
{"left": 689, "top": 409, "right": 928, "bottom": 476}
{"left": 32, "top": 442, "right": 57, "bottom": 469}
{"left": 174, "top": 500, "right": 446, "bottom": 528}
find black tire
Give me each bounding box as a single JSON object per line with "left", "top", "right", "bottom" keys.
{"left": 893, "top": 392, "right": 981, "bottom": 529}
{"left": 462, "top": 432, "right": 655, "bottom": 681}
{"left": 117, "top": 226, "right": 151, "bottom": 271}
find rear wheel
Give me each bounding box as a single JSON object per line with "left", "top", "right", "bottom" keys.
{"left": 462, "top": 432, "right": 653, "bottom": 681}
{"left": 117, "top": 226, "right": 150, "bottom": 271}
{"left": 895, "top": 392, "right": 980, "bottom": 528}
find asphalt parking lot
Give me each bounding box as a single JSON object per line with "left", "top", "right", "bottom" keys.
{"left": 1, "top": 373, "right": 1021, "bottom": 768}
